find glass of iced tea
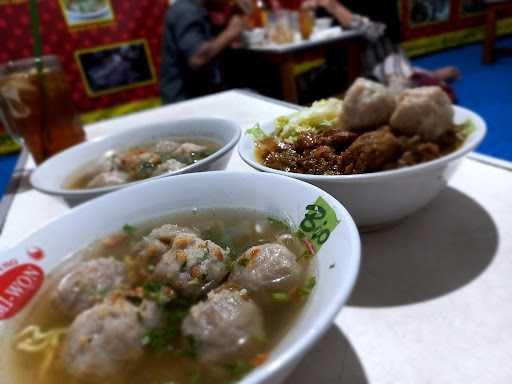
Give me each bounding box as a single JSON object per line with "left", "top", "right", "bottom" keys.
{"left": 268, "top": 12, "right": 295, "bottom": 45}
{"left": 299, "top": 9, "right": 315, "bottom": 40}
{"left": 0, "top": 55, "right": 85, "bottom": 164}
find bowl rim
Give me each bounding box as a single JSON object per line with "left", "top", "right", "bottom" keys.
{"left": 30, "top": 117, "right": 241, "bottom": 197}
{"left": 238, "top": 105, "right": 487, "bottom": 183}
{"left": 1, "top": 171, "right": 361, "bottom": 384}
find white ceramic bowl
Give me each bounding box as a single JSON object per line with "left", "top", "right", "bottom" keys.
{"left": 0, "top": 172, "right": 360, "bottom": 384}
{"left": 31, "top": 118, "right": 241, "bottom": 205}
{"left": 315, "top": 17, "right": 333, "bottom": 31}
{"left": 243, "top": 28, "right": 266, "bottom": 47}
{"left": 239, "top": 106, "right": 487, "bottom": 230}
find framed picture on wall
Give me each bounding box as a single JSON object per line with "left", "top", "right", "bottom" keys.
{"left": 461, "top": 0, "right": 486, "bottom": 16}
{"left": 75, "top": 39, "right": 157, "bottom": 97}
{"left": 409, "top": 0, "right": 451, "bottom": 27}
{"left": 58, "top": 0, "right": 115, "bottom": 28}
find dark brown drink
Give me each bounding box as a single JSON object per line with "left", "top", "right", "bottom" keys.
{"left": 0, "top": 56, "right": 85, "bottom": 164}
{"left": 299, "top": 9, "right": 315, "bottom": 40}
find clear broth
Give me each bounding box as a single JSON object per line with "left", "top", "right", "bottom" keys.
{"left": 65, "top": 137, "right": 220, "bottom": 190}
{"left": 3, "top": 209, "right": 313, "bottom": 384}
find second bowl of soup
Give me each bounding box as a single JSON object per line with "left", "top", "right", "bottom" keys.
{"left": 31, "top": 118, "right": 241, "bottom": 204}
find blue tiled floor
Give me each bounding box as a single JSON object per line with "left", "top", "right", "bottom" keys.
{"left": 0, "top": 153, "right": 18, "bottom": 197}
{"left": 413, "top": 36, "right": 512, "bottom": 162}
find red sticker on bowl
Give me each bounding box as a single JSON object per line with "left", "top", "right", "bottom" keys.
{"left": 0, "top": 264, "right": 44, "bottom": 320}
{"left": 27, "top": 247, "right": 45, "bottom": 261}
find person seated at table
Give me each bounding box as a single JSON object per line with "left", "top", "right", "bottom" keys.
{"left": 303, "top": 0, "right": 460, "bottom": 99}
{"left": 160, "top": 0, "right": 252, "bottom": 104}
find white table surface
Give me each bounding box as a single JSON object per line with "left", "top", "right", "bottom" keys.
{"left": 1, "top": 90, "right": 511, "bottom": 383}
{"left": 243, "top": 27, "right": 360, "bottom": 54}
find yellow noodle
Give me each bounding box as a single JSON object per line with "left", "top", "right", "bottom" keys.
{"left": 15, "top": 325, "right": 68, "bottom": 379}
{"left": 38, "top": 332, "right": 62, "bottom": 380}
{"left": 16, "top": 325, "right": 67, "bottom": 353}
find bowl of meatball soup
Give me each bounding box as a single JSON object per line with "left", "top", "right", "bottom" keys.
{"left": 0, "top": 171, "right": 361, "bottom": 384}
{"left": 31, "top": 118, "right": 241, "bottom": 205}
{"left": 239, "top": 78, "right": 487, "bottom": 230}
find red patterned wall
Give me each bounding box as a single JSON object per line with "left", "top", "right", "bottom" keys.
{"left": 0, "top": 0, "right": 168, "bottom": 114}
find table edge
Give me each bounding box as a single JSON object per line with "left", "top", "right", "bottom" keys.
{"left": 468, "top": 152, "right": 512, "bottom": 171}
{"left": 240, "top": 30, "right": 361, "bottom": 54}
{"left": 233, "top": 89, "right": 301, "bottom": 111}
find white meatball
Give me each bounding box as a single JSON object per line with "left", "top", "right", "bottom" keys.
{"left": 134, "top": 152, "right": 160, "bottom": 163}
{"left": 182, "top": 288, "right": 265, "bottom": 362}
{"left": 342, "top": 77, "right": 397, "bottom": 131}
{"left": 53, "top": 258, "right": 127, "bottom": 318}
{"left": 173, "top": 143, "right": 207, "bottom": 157}
{"left": 155, "top": 140, "right": 180, "bottom": 154}
{"left": 135, "top": 236, "right": 169, "bottom": 263}
{"left": 97, "top": 152, "right": 122, "bottom": 172}
{"left": 119, "top": 151, "right": 160, "bottom": 173}
{"left": 138, "top": 299, "right": 163, "bottom": 328}
{"left": 86, "top": 171, "right": 129, "bottom": 188}
{"left": 63, "top": 300, "right": 146, "bottom": 380}
{"left": 390, "top": 86, "right": 454, "bottom": 141}
{"left": 148, "top": 224, "right": 199, "bottom": 245}
{"left": 154, "top": 159, "right": 186, "bottom": 176}
{"left": 133, "top": 225, "right": 199, "bottom": 267}
{"left": 154, "top": 234, "right": 229, "bottom": 298}
{"left": 229, "top": 243, "right": 302, "bottom": 297}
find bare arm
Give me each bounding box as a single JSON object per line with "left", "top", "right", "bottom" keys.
{"left": 302, "top": 0, "right": 353, "bottom": 27}
{"left": 189, "top": 19, "right": 243, "bottom": 69}
{"left": 303, "top": 0, "right": 386, "bottom": 42}
{"left": 323, "top": 1, "right": 353, "bottom": 27}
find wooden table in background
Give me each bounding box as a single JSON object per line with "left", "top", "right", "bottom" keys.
{"left": 482, "top": 0, "right": 512, "bottom": 64}
{"left": 238, "top": 29, "right": 363, "bottom": 103}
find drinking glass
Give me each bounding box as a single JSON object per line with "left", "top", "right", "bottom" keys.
{"left": 0, "top": 55, "right": 85, "bottom": 164}
{"left": 299, "top": 9, "right": 315, "bottom": 40}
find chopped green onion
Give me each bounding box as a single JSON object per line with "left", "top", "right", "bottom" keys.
{"left": 225, "top": 360, "right": 252, "bottom": 376}
{"left": 190, "top": 372, "right": 202, "bottom": 384}
{"left": 251, "top": 331, "right": 268, "bottom": 344}
{"left": 122, "top": 224, "right": 137, "bottom": 235}
{"left": 143, "top": 281, "right": 162, "bottom": 293}
{"left": 141, "top": 160, "right": 157, "bottom": 169}
{"left": 143, "top": 282, "right": 174, "bottom": 307}
{"left": 224, "top": 258, "right": 236, "bottom": 272}
{"left": 302, "top": 250, "right": 312, "bottom": 259}
{"left": 238, "top": 257, "right": 249, "bottom": 267}
{"left": 182, "top": 336, "right": 199, "bottom": 359}
{"left": 461, "top": 118, "right": 477, "bottom": 139}
{"left": 141, "top": 329, "right": 172, "bottom": 352}
{"left": 140, "top": 334, "right": 151, "bottom": 345}
{"left": 298, "top": 277, "right": 316, "bottom": 297}
{"left": 200, "top": 249, "right": 209, "bottom": 262}
{"left": 271, "top": 292, "right": 290, "bottom": 302}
